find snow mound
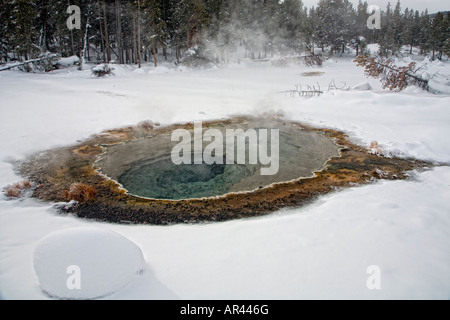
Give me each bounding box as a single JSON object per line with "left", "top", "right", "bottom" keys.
{"left": 429, "top": 80, "right": 450, "bottom": 94}
{"left": 421, "top": 72, "right": 431, "bottom": 81}
{"left": 352, "top": 82, "right": 373, "bottom": 91}
{"left": 58, "top": 56, "right": 80, "bottom": 67}
{"left": 148, "top": 66, "right": 172, "bottom": 74}
{"left": 133, "top": 68, "right": 147, "bottom": 74}
{"left": 33, "top": 227, "right": 145, "bottom": 299}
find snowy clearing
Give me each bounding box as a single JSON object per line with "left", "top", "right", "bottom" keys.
{"left": 0, "top": 56, "right": 449, "bottom": 299}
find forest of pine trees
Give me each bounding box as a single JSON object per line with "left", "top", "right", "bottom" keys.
{"left": 0, "top": 0, "right": 449, "bottom": 67}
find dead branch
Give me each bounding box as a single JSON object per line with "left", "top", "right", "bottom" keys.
{"left": 354, "top": 55, "right": 429, "bottom": 91}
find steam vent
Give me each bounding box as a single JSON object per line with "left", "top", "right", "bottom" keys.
{"left": 18, "top": 116, "right": 428, "bottom": 224}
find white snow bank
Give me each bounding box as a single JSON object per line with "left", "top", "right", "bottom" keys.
{"left": 352, "top": 82, "right": 373, "bottom": 90}
{"left": 429, "top": 79, "right": 450, "bottom": 94}
{"left": 133, "top": 68, "right": 147, "bottom": 74}
{"left": 281, "top": 89, "right": 450, "bottom": 163}
{"left": 33, "top": 227, "right": 145, "bottom": 299}
{"left": 58, "top": 56, "right": 80, "bottom": 67}
{"left": 110, "top": 64, "right": 140, "bottom": 76}
{"left": 148, "top": 66, "right": 173, "bottom": 74}
{"left": 367, "top": 43, "right": 380, "bottom": 55}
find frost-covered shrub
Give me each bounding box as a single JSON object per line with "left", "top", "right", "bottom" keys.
{"left": 91, "top": 64, "right": 113, "bottom": 77}
{"left": 304, "top": 54, "right": 325, "bottom": 67}
{"left": 137, "top": 120, "right": 160, "bottom": 132}
{"left": 34, "top": 53, "right": 59, "bottom": 72}
{"left": 181, "top": 46, "right": 213, "bottom": 68}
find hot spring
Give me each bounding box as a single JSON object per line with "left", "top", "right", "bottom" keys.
{"left": 18, "top": 115, "right": 427, "bottom": 224}
{"left": 96, "top": 118, "right": 340, "bottom": 200}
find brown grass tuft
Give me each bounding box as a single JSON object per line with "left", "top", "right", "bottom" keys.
{"left": 3, "top": 180, "right": 33, "bottom": 198}
{"left": 369, "top": 141, "right": 383, "bottom": 156}
{"left": 64, "top": 183, "right": 96, "bottom": 203}
{"left": 137, "top": 120, "right": 155, "bottom": 132}
{"left": 4, "top": 186, "right": 22, "bottom": 197}
{"left": 21, "top": 180, "right": 32, "bottom": 189}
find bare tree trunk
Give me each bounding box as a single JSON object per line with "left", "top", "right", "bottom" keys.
{"left": 115, "top": 0, "right": 123, "bottom": 64}
{"left": 152, "top": 47, "right": 157, "bottom": 67}
{"left": 176, "top": 40, "right": 180, "bottom": 63}
{"left": 70, "top": 29, "right": 75, "bottom": 56}
{"left": 80, "top": 17, "right": 90, "bottom": 70}
{"left": 39, "top": 26, "right": 47, "bottom": 54}
{"left": 97, "top": 0, "right": 106, "bottom": 63}
{"left": 137, "top": 0, "right": 141, "bottom": 68}
{"left": 133, "top": 12, "right": 137, "bottom": 64}
{"left": 102, "top": 0, "right": 111, "bottom": 62}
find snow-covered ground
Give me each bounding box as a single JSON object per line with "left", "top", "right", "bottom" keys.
{"left": 0, "top": 55, "right": 449, "bottom": 299}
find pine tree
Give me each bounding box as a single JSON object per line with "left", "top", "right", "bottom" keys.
{"left": 443, "top": 15, "right": 450, "bottom": 59}
{"left": 353, "top": 0, "right": 369, "bottom": 56}
{"left": 261, "top": 0, "right": 282, "bottom": 56}
{"left": 379, "top": 2, "right": 395, "bottom": 56}
{"left": 356, "top": 0, "right": 369, "bottom": 39}
{"left": 2, "top": 0, "right": 441, "bottom": 69}
{"left": 279, "top": 0, "right": 307, "bottom": 54}
{"left": 142, "top": 0, "right": 168, "bottom": 66}
{"left": 443, "top": 38, "right": 450, "bottom": 60}
{"left": 0, "top": 0, "right": 14, "bottom": 62}
{"left": 316, "top": 0, "right": 356, "bottom": 55}
{"left": 430, "top": 12, "right": 448, "bottom": 60}
{"left": 11, "top": 0, "right": 37, "bottom": 61}
{"left": 35, "top": 0, "right": 57, "bottom": 54}
{"left": 392, "top": 0, "right": 403, "bottom": 54}
{"left": 402, "top": 9, "right": 415, "bottom": 54}
{"left": 418, "top": 10, "right": 431, "bottom": 55}
{"left": 411, "top": 10, "right": 421, "bottom": 53}
{"left": 303, "top": 7, "right": 317, "bottom": 53}
{"left": 170, "top": 0, "right": 209, "bottom": 62}
{"left": 115, "top": 0, "right": 123, "bottom": 64}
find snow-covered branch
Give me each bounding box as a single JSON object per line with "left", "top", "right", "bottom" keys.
{"left": 0, "top": 53, "right": 59, "bottom": 72}
{"left": 354, "top": 55, "right": 429, "bottom": 91}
